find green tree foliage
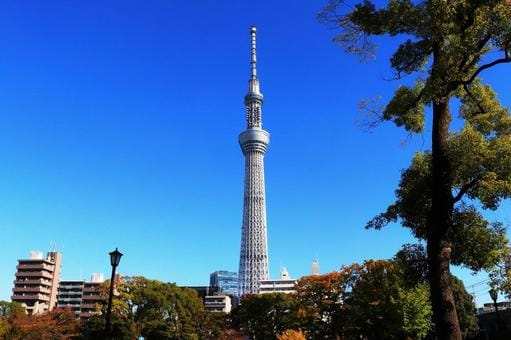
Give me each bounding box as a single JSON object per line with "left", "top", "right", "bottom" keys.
{"left": 84, "top": 276, "right": 215, "bottom": 339}
{"left": 128, "top": 277, "right": 203, "bottom": 338}
{"left": 194, "top": 311, "right": 229, "bottom": 339}
{"left": 490, "top": 257, "right": 511, "bottom": 300}
{"left": 450, "top": 276, "right": 479, "bottom": 338}
{"left": 394, "top": 243, "right": 429, "bottom": 288}
{"left": 0, "top": 302, "right": 24, "bottom": 318}
{"left": 0, "top": 301, "right": 25, "bottom": 338}
{"left": 393, "top": 244, "right": 479, "bottom": 338}
{"left": 343, "top": 260, "right": 432, "bottom": 340}
{"left": 294, "top": 272, "right": 351, "bottom": 339}
{"left": 231, "top": 293, "right": 300, "bottom": 340}
{"left": 367, "top": 148, "right": 509, "bottom": 271}
{"left": 399, "top": 284, "right": 433, "bottom": 339}
{"left": 290, "top": 261, "right": 432, "bottom": 339}
{"left": 79, "top": 315, "right": 135, "bottom": 340}
{"left": 319, "top": 1, "right": 511, "bottom": 338}
{"left": 231, "top": 252, "right": 476, "bottom": 339}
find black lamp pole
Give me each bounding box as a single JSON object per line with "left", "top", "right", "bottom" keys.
{"left": 105, "top": 248, "right": 123, "bottom": 339}
{"left": 489, "top": 288, "right": 501, "bottom": 330}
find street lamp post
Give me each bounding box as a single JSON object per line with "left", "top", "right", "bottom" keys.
{"left": 488, "top": 288, "right": 501, "bottom": 331}
{"left": 105, "top": 248, "right": 123, "bottom": 339}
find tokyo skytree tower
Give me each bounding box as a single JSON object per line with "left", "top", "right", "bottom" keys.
{"left": 238, "top": 26, "right": 270, "bottom": 296}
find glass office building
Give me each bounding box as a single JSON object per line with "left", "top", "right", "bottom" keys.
{"left": 209, "top": 270, "right": 238, "bottom": 296}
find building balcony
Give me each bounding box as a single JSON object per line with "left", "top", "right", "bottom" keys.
{"left": 12, "top": 287, "right": 51, "bottom": 294}
{"left": 58, "top": 304, "right": 81, "bottom": 310}
{"left": 57, "top": 297, "right": 82, "bottom": 303}
{"left": 58, "top": 287, "right": 84, "bottom": 292}
{"left": 17, "top": 263, "right": 54, "bottom": 271}
{"left": 15, "top": 271, "right": 53, "bottom": 279}
{"left": 57, "top": 290, "right": 82, "bottom": 295}
{"left": 81, "top": 295, "right": 104, "bottom": 301}
{"left": 79, "top": 311, "right": 100, "bottom": 319}
{"left": 60, "top": 305, "right": 81, "bottom": 310}
{"left": 12, "top": 293, "right": 50, "bottom": 302}
{"left": 14, "top": 278, "right": 52, "bottom": 286}
{"left": 58, "top": 301, "right": 81, "bottom": 306}
{"left": 80, "top": 303, "right": 99, "bottom": 310}
{"left": 81, "top": 301, "right": 103, "bottom": 306}
{"left": 83, "top": 286, "right": 102, "bottom": 293}
{"left": 205, "top": 303, "right": 226, "bottom": 308}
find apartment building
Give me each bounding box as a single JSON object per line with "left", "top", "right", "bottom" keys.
{"left": 11, "top": 251, "right": 62, "bottom": 314}
{"left": 57, "top": 273, "right": 105, "bottom": 320}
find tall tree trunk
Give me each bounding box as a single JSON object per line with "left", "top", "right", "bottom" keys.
{"left": 428, "top": 96, "right": 462, "bottom": 340}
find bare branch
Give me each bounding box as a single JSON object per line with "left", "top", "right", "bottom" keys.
{"left": 318, "top": 0, "right": 378, "bottom": 62}
{"left": 356, "top": 96, "right": 385, "bottom": 132}
{"left": 399, "top": 130, "right": 417, "bottom": 147}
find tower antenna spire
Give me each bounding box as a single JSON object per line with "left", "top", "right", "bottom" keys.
{"left": 250, "top": 26, "right": 257, "bottom": 80}
{"left": 245, "top": 26, "right": 263, "bottom": 129}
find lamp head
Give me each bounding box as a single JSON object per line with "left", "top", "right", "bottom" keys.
{"left": 489, "top": 288, "right": 498, "bottom": 302}
{"left": 109, "top": 248, "right": 123, "bottom": 267}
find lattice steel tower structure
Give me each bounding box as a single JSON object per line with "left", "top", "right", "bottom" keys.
{"left": 238, "top": 26, "right": 270, "bottom": 296}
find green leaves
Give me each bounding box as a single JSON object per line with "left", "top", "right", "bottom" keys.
{"left": 391, "top": 39, "right": 431, "bottom": 75}
{"left": 383, "top": 84, "right": 425, "bottom": 132}
{"left": 366, "top": 152, "right": 431, "bottom": 237}
{"left": 460, "top": 81, "right": 511, "bottom": 137}
{"left": 449, "top": 123, "right": 511, "bottom": 209}
{"left": 320, "top": 0, "right": 511, "bottom": 130}
{"left": 350, "top": 0, "right": 425, "bottom": 37}
{"left": 490, "top": 1, "right": 511, "bottom": 53}
{"left": 343, "top": 260, "right": 433, "bottom": 339}
{"left": 451, "top": 276, "right": 479, "bottom": 338}
{"left": 398, "top": 284, "right": 433, "bottom": 339}
{"left": 367, "top": 131, "right": 511, "bottom": 272}
{"left": 232, "top": 293, "right": 300, "bottom": 340}
{"left": 320, "top": 0, "right": 511, "bottom": 336}
{"left": 0, "top": 302, "right": 24, "bottom": 318}
{"left": 99, "top": 276, "right": 207, "bottom": 339}
{"left": 232, "top": 255, "right": 477, "bottom": 339}
{"left": 319, "top": 0, "right": 426, "bottom": 61}
{"left": 295, "top": 272, "right": 350, "bottom": 338}
{"left": 449, "top": 205, "right": 508, "bottom": 271}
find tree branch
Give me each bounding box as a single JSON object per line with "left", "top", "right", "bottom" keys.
{"left": 458, "top": 33, "right": 492, "bottom": 73}
{"left": 356, "top": 96, "right": 385, "bottom": 131}
{"left": 453, "top": 176, "right": 481, "bottom": 203}
{"left": 462, "top": 54, "right": 511, "bottom": 85}
{"left": 463, "top": 83, "right": 486, "bottom": 116}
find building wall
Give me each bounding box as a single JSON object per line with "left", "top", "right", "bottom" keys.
{"left": 57, "top": 280, "right": 84, "bottom": 316}
{"left": 56, "top": 276, "right": 105, "bottom": 320}
{"left": 79, "top": 281, "right": 104, "bottom": 320}
{"left": 259, "top": 279, "right": 297, "bottom": 294}
{"left": 204, "top": 295, "right": 232, "bottom": 313}
{"left": 47, "top": 252, "right": 62, "bottom": 312}
{"left": 11, "top": 251, "right": 62, "bottom": 314}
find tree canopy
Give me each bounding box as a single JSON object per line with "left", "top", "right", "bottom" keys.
{"left": 319, "top": 1, "right": 511, "bottom": 338}
{"left": 1, "top": 307, "right": 79, "bottom": 340}
{"left": 294, "top": 271, "right": 350, "bottom": 339}
{"left": 232, "top": 249, "right": 477, "bottom": 340}
{"left": 81, "top": 276, "right": 224, "bottom": 339}
{"left": 231, "top": 293, "right": 300, "bottom": 340}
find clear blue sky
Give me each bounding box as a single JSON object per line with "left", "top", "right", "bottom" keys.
{"left": 0, "top": 0, "right": 509, "bottom": 306}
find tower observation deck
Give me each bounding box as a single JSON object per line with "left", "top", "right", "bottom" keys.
{"left": 238, "top": 26, "right": 270, "bottom": 296}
